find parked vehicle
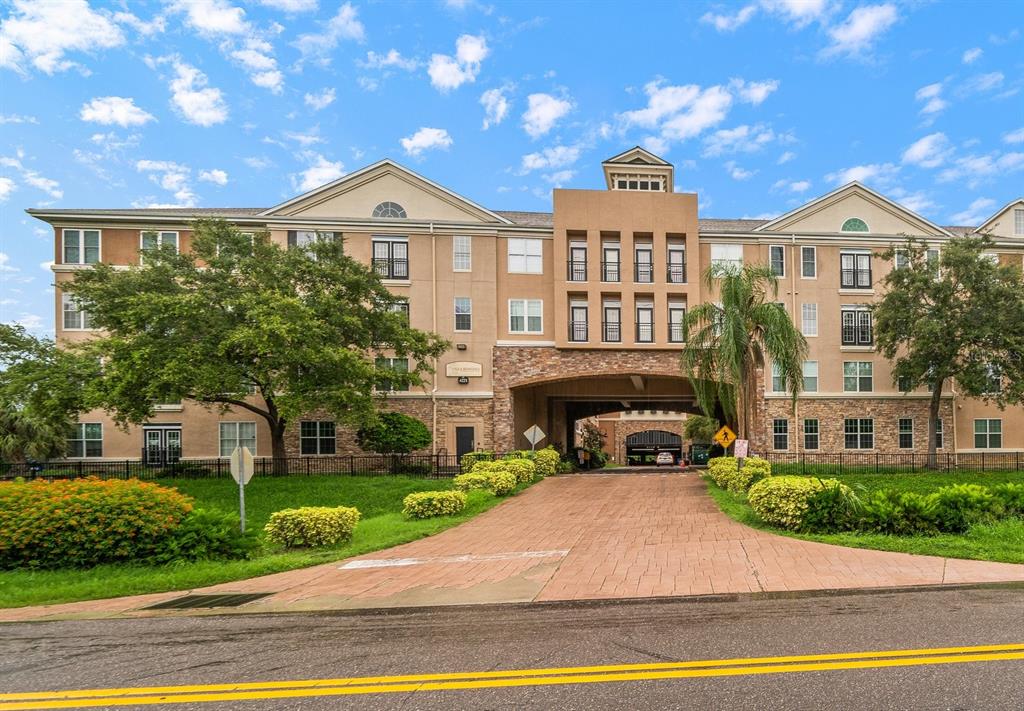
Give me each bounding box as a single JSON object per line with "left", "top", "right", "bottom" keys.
{"left": 655, "top": 451, "right": 675, "bottom": 466}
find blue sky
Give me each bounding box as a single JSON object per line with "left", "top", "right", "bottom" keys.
{"left": 1, "top": 0, "right": 1022, "bottom": 336}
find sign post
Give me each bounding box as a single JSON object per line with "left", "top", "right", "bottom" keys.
{"left": 734, "top": 438, "right": 749, "bottom": 468}
{"left": 523, "top": 425, "right": 546, "bottom": 452}
{"left": 229, "top": 446, "right": 255, "bottom": 532}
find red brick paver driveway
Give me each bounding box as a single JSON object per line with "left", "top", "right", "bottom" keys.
{"left": 5, "top": 472, "right": 1024, "bottom": 622}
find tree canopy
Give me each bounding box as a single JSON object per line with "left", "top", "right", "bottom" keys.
{"left": 684, "top": 414, "right": 720, "bottom": 444}
{"left": 356, "top": 411, "right": 432, "bottom": 454}
{"left": 874, "top": 235, "right": 1024, "bottom": 464}
{"left": 62, "top": 219, "right": 449, "bottom": 463}
{"left": 682, "top": 263, "right": 808, "bottom": 441}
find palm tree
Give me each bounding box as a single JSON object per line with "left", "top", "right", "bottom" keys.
{"left": 681, "top": 263, "right": 808, "bottom": 443}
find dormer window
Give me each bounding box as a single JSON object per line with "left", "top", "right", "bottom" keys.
{"left": 611, "top": 174, "right": 664, "bottom": 192}
{"left": 841, "top": 218, "right": 869, "bottom": 233}
{"left": 372, "top": 201, "right": 407, "bottom": 219}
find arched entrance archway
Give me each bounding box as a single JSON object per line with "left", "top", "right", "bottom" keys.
{"left": 625, "top": 429, "right": 682, "bottom": 465}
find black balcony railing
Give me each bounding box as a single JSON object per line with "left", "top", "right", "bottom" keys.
{"left": 601, "top": 261, "right": 620, "bottom": 282}
{"left": 566, "top": 260, "right": 587, "bottom": 281}
{"left": 667, "top": 263, "right": 686, "bottom": 283}
{"left": 634, "top": 262, "right": 654, "bottom": 283}
{"left": 372, "top": 258, "right": 409, "bottom": 279}
{"left": 636, "top": 322, "right": 654, "bottom": 343}
{"left": 569, "top": 320, "right": 588, "bottom": 342}
{"left": 668, "top": 323, "right": 686, "bottom": 342}
{"left": 602, "top": 321, "right": 621, "bottom": 342}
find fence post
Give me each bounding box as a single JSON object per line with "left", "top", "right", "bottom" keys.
{"left": 125, "top": 459, "right": 130, "bottom": 479}
{"left": 982, "top": 452, "right": 986, "bottom": 472}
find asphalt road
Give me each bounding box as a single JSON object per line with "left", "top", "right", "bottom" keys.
{"left": 2, "top": 585, "right": 1023, "bottom": 710}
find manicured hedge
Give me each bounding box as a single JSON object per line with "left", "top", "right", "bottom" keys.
{"left": 453, "top": 472, "right": 492, "bottom": 492}
{"left": 264, "top": 506, "right": 361, "bottom": 548}
{"left": 748, "top": 476, "right": 850, "bottom": 531}
{"left": 0, "top": 477, "right": 193, "bottom": 569}
{"left": 708, "top": 456, "right": 772, "bottom": 494}
{"left": 532, "top": 447, "right": 560, "bottom": 478}
{"left": 402, "top": 490, "right": 467, "bottom": 519}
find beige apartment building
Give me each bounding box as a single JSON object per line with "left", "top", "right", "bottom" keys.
{"left": 29, "top": 147, "right": 1024, "bottom": 463}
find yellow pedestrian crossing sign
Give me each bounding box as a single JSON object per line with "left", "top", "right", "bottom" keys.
{"left": 713, "top": 425, "right": 737, "bottom": 449}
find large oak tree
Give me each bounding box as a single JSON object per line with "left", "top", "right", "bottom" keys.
{"left": 64, "top": 220, "right": 448, "bottom": 467}
{"left": 875, "top": 235, "right": 1024, "bottom": 466}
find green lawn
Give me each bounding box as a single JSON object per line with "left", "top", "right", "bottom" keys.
{"left": 705, "top": 470, "right": 1024, "bottom": 565}
{"left": 0, "top": 475, "right": 530, "bottom": 609}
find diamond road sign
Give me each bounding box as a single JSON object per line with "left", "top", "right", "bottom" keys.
{"left": 713, "top": 425, "right": 737, "bottom": 449}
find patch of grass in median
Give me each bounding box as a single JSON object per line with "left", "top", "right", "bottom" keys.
{"left": 0, "top": 475, "right": 531, "bottom": 609}
{"left": 704, "top": 471, "right": 1024, "bottom": 565}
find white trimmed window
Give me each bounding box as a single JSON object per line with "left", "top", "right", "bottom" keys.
{"left": 803, "top": 419, "right": 820, "bottom": 450}
{"left": 844, "top": 418, "right": 874, "bottom": 449}
{"left": 453, "top": 235, "right": 472, "bottom": 271}
{"left": 801, "top": 303, "right": 818, "bottom": 336}
{"left": 1015, "top": 208, "right": 1024, "bottom": 235}
{"left": 934, "top": 419, "right": 944, "bottom": 449}
{"left": 454, "top": 297, "right": 472, "bottom": 332}
{"left": 508, "top": 238, "right": 543, "bottom": 274}
{"left": 772, "top": 419, "right": 789, "bottom": 451}
{"left": 68, "top": 423, "right": 102, "bottom": 458}
{"left": 800, "top": 246, "right": 816, "bottom": 278}
{"left": 375, "top": 357, "right": 409, "bottom": 392}
{"left": 843, "top": 361, "right": 873, "bottom": 392}
{"left": 62, "top": 229, "right": 101, "bottom": 264}
{"left": 219, "top": 421, "right": 256, "bottom": 457}
{"left": 899, "top": 417, "right": 914, "bottom": 449}
{"left": 974, "top": 419, "right": 1002, "bottom": 449}
{"left": 771, "top": 362, "right": 784, "bottom": 392}
{"left": 710, "top": 243, "right": 743, "bottom": 268}
{"left": 300, "top": 421, "right": 336, "bottom": 455}
{"left": 509, "top": 299, "right": 543, "bottom": 334}
{"left": 141, "top": 230, "right": 179, "bottom": 253}
{"left": 802, "top": 361, "right": 818, "bottom": 392}
{"left": 62, "top": 293, "right": 93, "bottom": 330}
{"left": 769, "top": 245, "right": 785, "bottom": 277}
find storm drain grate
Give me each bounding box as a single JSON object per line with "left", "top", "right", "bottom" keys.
{"left": 142, "top": 593, "right": 273, "bottom": 610}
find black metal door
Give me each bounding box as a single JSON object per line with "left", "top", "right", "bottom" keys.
{"left": 455, "top": 427, "right": 475, "bottom": 460}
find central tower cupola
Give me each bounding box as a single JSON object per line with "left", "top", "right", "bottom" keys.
{"left": 601, "top": 146, "right": 674, "bottom": 193}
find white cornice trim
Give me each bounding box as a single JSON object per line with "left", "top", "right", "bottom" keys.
{"left": 495, "top": 340, "right": 557, "bottom": 347}
{"left": 764, "top": 392, "right": 954, "bottom": 400}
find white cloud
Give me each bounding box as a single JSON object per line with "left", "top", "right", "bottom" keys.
{"left": 1, "top": 154, "right": 61, "bottom": 199}
{"left": 291, "top": 152, "right": 344, "bottom": 192}
{"left": 357, "top": 76, "right": 379, "bottom": 92}
{"left": 359, "top": 49, "right": 419, "bottom": 71}
{"left": 901, "top": 132, "right": 952, "bottom": 168}
{"left": 428, "top": 34, "right": 489, "bottom": 92}
{"left": 79, "top": 96, "right": 155, "bottom": 127}
{"left": 950, "top": 197, "right": 996, "bottom": 225}
{"left": 480, "top": 88, "right": 510, "bottom": 129}
{"left": 258, "top": 0, "right": 318, "bottom": 11}
{"left": 821, "top": 4, "right": 899, "bottom": 59}
{"left": 519, "top": 145, "right": 581, "bottom": 173}
{"left": 825, "top": 162, "right": 900, "bottom": 188}
{"left": 282, "top": 127, "right": 324, "bottom": 146}
{"left": 733, "top": 78, "right": 780, "bottom": 105}
{"left": 702, "top": 123, "right": 777, "bottom": 157}
{"left": 522, "top": 93, "right": 572, "bottom": 138}
{"left": 304, "top": 88, "right": 336, "bottom": 111}
{"left": 962, "top": 47, "right": 983, "bottom": 64}
{"left": 0, "top": 0, "right": 129, "bottom": 75}
{"left": 0, "top": 114, "right": 37, "bottom": 124}
{"left": 760, "top": 0, "right": 829, "bottom": 28}
{"left": 230, "top": 38, "right": 284, "bottom": 94}
{"left": 643, "top": 136, "right": 669, "bottom": 155}
{"left": 199, "top": 169, "right": 228, "bottom": 185}
{"left": 938, "top": 151, "right": 1024, "bottom": 188}
{"left": 888, "top": 188, "right": 937, "bottom": 216}
{"left": 724, "top": 161, "right": 756, "bottom": 180}
{"left": 542, "top": 170, "right": 575, "bottom": 186}
{"left": 244, "top": 156, "right": 272, "bottom": 169}
{"left": 914, "top": 82, "right": 948, "bottom": 115}
{"left": 40, "top": 260, "right": 53, "bottom": 272}
{"left": 777, "top": 151, "right": 796, "bottom": 164}
{"left": 14, "top": 313, "right": 44, "bottom": 332}
{"left": 701, "top": 5, "right": 757, "bottom": 32}
{"left": 0, "top": 252, "right": 18, "bottom": 272}
{"left": 0, "top": 177, "right": 14, "bottom": 201}
{"left": 957, "top": 71, "right": 1004, "bottom": 96}
{"left": 773, "top": 178, "right": 811, "bottom": 192}
{"left": 165, "top": 59, "right": 229, "bottom": 126}
{"left": 295, "top": 2, "right": 365, "bottom": 63}
{"left": 168, "top": 0, "right": 248, "bottom": 36}
{"left": 1004, "top": 127, "right": 1024, "bottom": 144}
{"left": 136, "top": 159, "right": 196, "bottom": 205}
{"left": 400, "top": 127, "right": 453, "bottom": 157}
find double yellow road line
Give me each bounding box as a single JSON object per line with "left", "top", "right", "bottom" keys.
{"left": 2, "top": 643, "right": 1022, "bottom": 709}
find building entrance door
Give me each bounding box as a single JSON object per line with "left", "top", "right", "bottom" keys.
{"left": 143, "top": 425, "right": 182, "bottom": 466}
{"left": 455, "top": 426, "right": 475, "bottom": 460}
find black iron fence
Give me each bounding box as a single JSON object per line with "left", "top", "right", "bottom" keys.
{"left": 762, "top": 451, "right": 1024, "bottom": 475}
{"left": 2, "top": 453, "right": 468, "bottom": 481}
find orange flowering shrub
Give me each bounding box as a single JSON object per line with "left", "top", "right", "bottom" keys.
{"left": 0, "top": 477, "right": 194, "bottom": 569}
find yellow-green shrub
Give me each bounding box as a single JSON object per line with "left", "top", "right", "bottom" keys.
{"left": 485, "top": 469, "right": 517, "bottom": 496}
{"left": 502, "top": 458, "right": 536, "bottom": 484}
{"left": 0, "top": 477, "right": 193, "bottom": 569}
{"left": 748, "top": 476, "right": 850, "bottom": 531}
{"left": 402, "top": 490, "right": 467, "bottom": 519}
{"left": 453, "top": 472, "right": 491, "bottom": 491}
{"left": 532, "top": 447, "right": 560, "bottom": 478}
{"left": 707, "top": 456, "right": 738, "bottom": 488}
{"left": 264, "top": 506, "right": 361, "bottom": 548}
{"left": 707, "top": 456, "right": 772, "bottom": 493}
{"left": 459, "top": 451, "right": 494, "bottom": 472}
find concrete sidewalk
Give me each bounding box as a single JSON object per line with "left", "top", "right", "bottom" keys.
{"left": 5, "top": 472, "right": 1024, "bottom": 622}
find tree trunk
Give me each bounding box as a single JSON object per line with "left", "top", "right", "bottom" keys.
{"left": 926, "top": 378, "right": 944, "bottom": 470}
{"left": 270, "top": 420, "right": 288, "bottom": 475}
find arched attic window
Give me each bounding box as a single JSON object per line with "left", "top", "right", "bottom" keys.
{"left": 372, "top": 201, "right": 407, "bottom": 218}
{"left": 841, "top": 217, "right": 869, "bottom": 232}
